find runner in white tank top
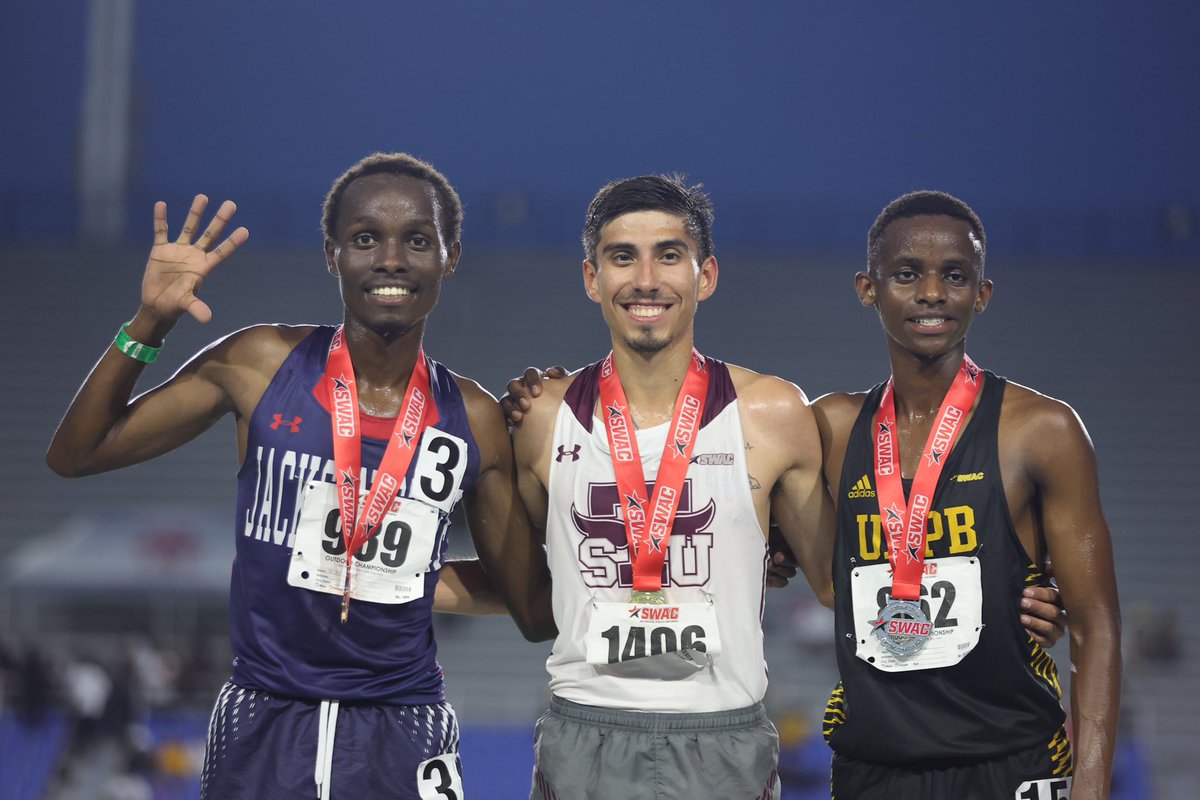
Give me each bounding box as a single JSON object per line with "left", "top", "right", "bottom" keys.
{"left": 544, "top": 355, "right": 769, "bottom": 712}
{"left": 511, "top": 176, "right": 834, "bottom": 799}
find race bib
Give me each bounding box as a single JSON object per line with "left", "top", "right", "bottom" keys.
{"left": 287, "top": 480, "right": 443, "bottom": 604}
{"left": 408, "top": 428, "right": 470, "bottom": 514}
{"left": 416, "top": 754, "right": 464, "bottom": 800}
{"left": 851, "top": 556, "right": 983, "bottom": 672}
{"left": 1015, "top": 777, "right": 1072, "bottom": 800}
{"left": 584, "top": 596, "right": 720, "bottom": 678}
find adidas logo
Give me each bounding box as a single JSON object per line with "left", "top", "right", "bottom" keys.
{"left": 847, "top": 474, "right": 876, "bottom": 499}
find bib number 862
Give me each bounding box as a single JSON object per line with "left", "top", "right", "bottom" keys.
{"left": 600, "top": 625, "right": 706, "bottom": 663}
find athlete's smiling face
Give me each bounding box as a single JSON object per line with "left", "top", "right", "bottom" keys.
{"left": 325, "top": 173, "right": 460, "bottom": 340}
{"left": 856, "top": 214, "right": 992, "bottom": 362}
{"left": 583, "top": 210, "right": 718, "bottom": 356}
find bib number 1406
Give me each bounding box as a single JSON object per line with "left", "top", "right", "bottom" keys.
{"left": 584, "top": 600, "right": 721, "bottom": 667}
{"left": 600, "top": 624, "right": 707, "bottom": 663}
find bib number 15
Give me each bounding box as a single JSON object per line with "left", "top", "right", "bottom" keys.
{"left": 1016, "top": 778, "right": 1071, "bottom": 800}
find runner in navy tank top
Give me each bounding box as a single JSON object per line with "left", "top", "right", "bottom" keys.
{"left": 49, "top": 153, "right": 555, "bottom": 799}
{"left": 230, "top": 325, "right": 479, "bottom": 703}
{"left": 813, "top": 192, "right": 1121, "bottom": 800}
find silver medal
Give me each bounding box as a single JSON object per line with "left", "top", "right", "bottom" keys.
{"left": 871, "top": 598, "right": 932, "bottom": 656}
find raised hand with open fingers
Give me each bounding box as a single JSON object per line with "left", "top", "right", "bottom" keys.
{"left": 142, "top": 194, "right": 249, "bottom": 324}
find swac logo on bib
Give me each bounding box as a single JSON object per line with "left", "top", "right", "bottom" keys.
{"left": 629, "top": 605, "right": 681, "bottom": 621}
{"left": 847, "top": 474, "right": 876, "bottom": 499}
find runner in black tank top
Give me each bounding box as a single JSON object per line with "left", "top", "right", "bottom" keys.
{"left": 825, "top": 371, "right": 1068, "bottom": 763}
{"left": 810, "top": 193, "right": 1120, "bottom": 800}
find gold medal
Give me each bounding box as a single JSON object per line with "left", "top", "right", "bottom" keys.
{"left": 629, "top": 589, "right": 667, "bottom": 605}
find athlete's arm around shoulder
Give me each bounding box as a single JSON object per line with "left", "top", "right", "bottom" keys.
{"left": 451, "top": 374, "right": 557, "bottom": 641}
{"left": 510, "top": 372, "right": 576, "bottom": 526}
{"left": 47, "top": 320, "right": 307, "bottom": 477}
{"left": 732, "top": 366, "right": 836, "bottom": 607}
{"left": 1003, "top": 383, "right": 1121, "bottom": 800}
{"left": 810, "top": 391, "right": 869, "bottom": 501}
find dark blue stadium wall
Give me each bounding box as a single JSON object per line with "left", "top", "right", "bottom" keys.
{"left": 3, "top": 1, "right": 1198, "bottom": 257}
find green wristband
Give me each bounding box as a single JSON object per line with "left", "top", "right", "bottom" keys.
{"left": 114, "top": 322, "right": 162, "bottom": 364}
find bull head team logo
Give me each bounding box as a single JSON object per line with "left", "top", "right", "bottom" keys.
{"left": 571, "top": 480, "right": 716, "bottom": 588}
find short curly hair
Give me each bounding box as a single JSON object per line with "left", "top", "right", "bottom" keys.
{"left": 868, "top": 190, "right": 985, "bottom": 273}
{"left": 321, "top": 152, "right": 463, "bottom": 244}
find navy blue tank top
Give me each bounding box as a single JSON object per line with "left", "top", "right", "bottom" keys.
{"left": 230, "top": 326, "right": 480, "bottom": 703}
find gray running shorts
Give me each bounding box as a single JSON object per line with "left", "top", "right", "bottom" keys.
{"left": 530, "top": 695, "right": 781, "bottom": 800}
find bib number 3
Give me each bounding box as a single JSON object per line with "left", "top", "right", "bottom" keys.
{"left": 417, "top": 754, "right": 463, "bottom": 800}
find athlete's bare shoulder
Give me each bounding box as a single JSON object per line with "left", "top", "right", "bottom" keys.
{"left": 725, "top": 363, "right": 811, "bottom": 412}
{"left": 190, "top": 323, "right": 317, "bottom": 417}
{"left": 811, "top": 390, "right": 869, "bottom": 434}
{"left": 809, "top": 390, "right": 871, "bottom": 494}
{"left": 998, "top": 380, "right": 1092, "bottom": 464}
{"left": 215, "top": 323, "right": 315, "bottom": 368}
{"left": 448, "top": 371, "right": 509, "bottom": 426}
{"left": 725, "top": 364, "right": 821, "bottom": 474}
{"left": 812, "top": 390, "right": 868, "bottom": 413}
{"left": 999, "top": 380, "right": 1086, "bottom": 436}
{"left": 444, "top": 372, "right": 516, "bottom": 474}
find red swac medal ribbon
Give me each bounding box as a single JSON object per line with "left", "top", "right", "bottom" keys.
{"left": 325, "top": 326, "right": 439, "bottom": 622}
{"left": 873, "top": 355, "right": 981, "bottom": 601}
{"left": 597, "top": 350, "right": 709, "bottom": 595}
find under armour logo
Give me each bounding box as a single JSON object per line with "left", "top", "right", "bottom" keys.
{"left": 270, "top": 414, "right": 302, "bottom": 433}
{"left": 556, "top": 444, "right": 581, "bottom": 462}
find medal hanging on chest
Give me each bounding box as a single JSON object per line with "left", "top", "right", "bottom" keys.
{"left": 597, "top": 350, "right": 709, "bottom": 604}
{"left": 324, "top": 326, "right": 438, "bottom": 622}
{"left": 870, "top": 356, "right": 981, "bottom": 656}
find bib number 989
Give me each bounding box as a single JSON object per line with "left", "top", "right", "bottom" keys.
{"left": 321, "top": 510, "right": 413, "bottom": 567}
